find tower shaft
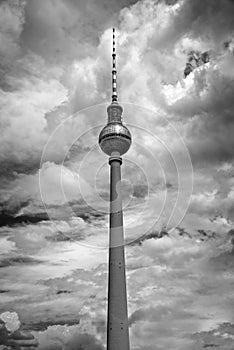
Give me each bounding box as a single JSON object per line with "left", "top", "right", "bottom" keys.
{"left": 107, "top": 155, "right": 130, "bottom": 350}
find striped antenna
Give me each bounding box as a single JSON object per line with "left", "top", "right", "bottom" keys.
{"left": 112, "top": 28, "right": 117, "bottom": 102}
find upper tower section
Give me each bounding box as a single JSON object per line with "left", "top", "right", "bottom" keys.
{"left": 112, "top": 27, "right": 117, "bottom": 103}
{"left": 99, "top": 28, "right": 132, "bottom": 157}
{"left": 107, "top": 28, "right": 123, "bottom": 125}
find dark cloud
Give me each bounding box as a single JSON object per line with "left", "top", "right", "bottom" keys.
{"left": 129, "top": 307, "right": 148, "bottom": 326}
{"left": 126, "top": 227, "right": 217, "bottom": 247}
{"left": 39, "top": 344, "right": 62, "bottom": 350}
{"left": 191, "top": 323, "right": 234, "bottom": 349}
{"left": 129, "top": 304, "right": 195, "bottom": 326}
{"left": 0, "top": 211, "right": 49, "bottom": 227}
{"left": 64, "top": 333, "right": 104, "bottom": 350}
{"left": 0, "top": 320, "right": 38, "bottom": 349}
{"left": 0, "top": 198, "right": 31, "bottom": 214}
{"left": 0, "top": 318, "right": 8, "bottom": 345}
{"left": 66, "top": 201, "right": 106, "bottom": 223}
{"left": 20, "top": 0, "right": 139, "bottom": 62}
{"left": 184, "top": 50, "right": 210, "bottom": 78}
{"left": 9, "top": 329, "right": 35, "bottom": 340}
{"left": 77, "top": 212, "right": 106, "bottom": 224}
{"left": 175, "top": 0, "right": 234, "bottom": 45}
{"left": 8, "top": 332, "right": 38, "bottom": 348}
{"left": 1, "top": 162, "right": 40, "bottom": 179}
{"left": 0, "top": 256, "right": 43, "bottom": 268}
{"left": 56, "top": 290, "right": 72, "bottom": 295}
{"left": 0, "top": 194, "right": 106, "bottom": 229}
{"left": 228, "top": 229, "right": 234, "bottom": 252}
{"left": 93, "top": 319, "right": 105, "bottom": 334}
{"left": 132, "top": 184, "right": 148, "bottom": 198}
{"left": 163, "top": 0, "right": 179, "bottom": 5}
{"left": 148, "top": 0, "right": 234, "bottom": 166}
{"left": 208, "top": 251, "right": 234, "bottom": 272}
{"left": 173, "top": 226, "right": 192, "bottom": 238}
{"left": 197, "top": 229, "right": 216, "bottom": 241}
{"left": 45, "top": 231, "right": 75, "bottom": 242}
{"left": 37, "top": 331, "right": 104, "bottom": 350}
{"left": 127, "top": 229, "right": 169, "bottom": 246}
{"left": 23, "top": 319, "right": 80, "bottom": 332}
{"left": 171, "top": 60, "right": 234, "bottom": 164}
{"left": 0, "top": 0, "right": 25, "bottom": 60}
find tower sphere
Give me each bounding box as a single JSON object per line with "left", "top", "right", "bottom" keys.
{"left": 99, "top": 122, "right": 132, "bottom": 156}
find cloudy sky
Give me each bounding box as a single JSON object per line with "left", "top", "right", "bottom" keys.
{"left": 0, "top": 0, "right": 234, "bottom": 349}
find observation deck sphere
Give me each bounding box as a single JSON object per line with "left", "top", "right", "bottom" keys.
{"left": 99, "top": 123, "right": 132, "bottom": 156}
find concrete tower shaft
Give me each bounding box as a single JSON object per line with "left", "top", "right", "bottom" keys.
{"left": 107, "top": 156, "right": 130, "bottom": 350}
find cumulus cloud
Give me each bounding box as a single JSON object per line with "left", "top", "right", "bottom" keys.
{"left": 36, "top": 324, "right": 104, "bottom": 350}
{"left": 0, "top": 312, "right": 104, "bottom": 350}
{"left": 0, "top": 311, "right": 20, "bottom": 332}
{"left": 0, "top": 63, "right": 67, "bottom": 174}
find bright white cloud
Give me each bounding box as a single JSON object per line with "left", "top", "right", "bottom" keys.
{"left": 0, "top": 311, "right": 20, "bottom": 332}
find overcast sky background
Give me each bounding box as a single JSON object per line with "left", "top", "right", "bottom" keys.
{"left": 0, "top": 0, "right": 234, "bottom": 349}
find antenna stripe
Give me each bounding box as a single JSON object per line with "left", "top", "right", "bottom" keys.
{"left": 112, "top": 28, "right": 118, "bottom": 102}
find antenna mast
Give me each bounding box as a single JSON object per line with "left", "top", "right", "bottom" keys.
{"left": 112, "top": 28, "right": 118, "bottom": 102}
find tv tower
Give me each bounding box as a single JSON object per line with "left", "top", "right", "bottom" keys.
{"left": 99, "top": 28, "right": 131, "bottom": 350}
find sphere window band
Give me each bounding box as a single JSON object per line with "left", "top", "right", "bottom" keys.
{"left": 99, "top": 133, "right": 131, "bottom": 142}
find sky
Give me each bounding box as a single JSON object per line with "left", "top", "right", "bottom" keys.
{"left": 0, "top": 0, "right": 234, "bottom": 349}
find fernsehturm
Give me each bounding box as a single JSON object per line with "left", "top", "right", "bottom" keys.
{"left": 99, "top": 28, "right": 131, "bottom": 350}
